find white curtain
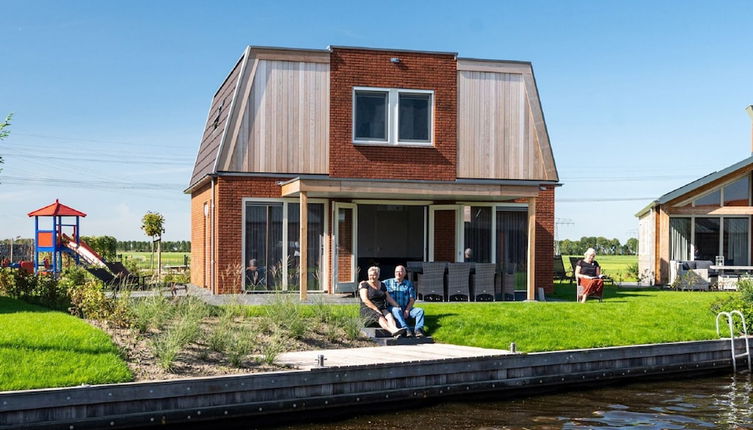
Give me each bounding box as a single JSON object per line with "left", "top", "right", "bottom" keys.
{"left": 724, "top": 218, "right": 749, "bottom": 266}
{"left": 670, "top": 218, "right": 691, "bottom": 261}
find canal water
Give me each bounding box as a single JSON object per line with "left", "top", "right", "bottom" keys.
{"left": 258, "top": 372, "right": 753, "bottom": 429}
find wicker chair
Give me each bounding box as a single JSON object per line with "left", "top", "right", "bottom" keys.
{"left": 471, "top": 263, "right": 496, "bottom": 301}
{"left": 447, "top": 263, "right": 472, "bottom": 301}
{"left": 417, "top": 262, "right": 447, "bottom": 301}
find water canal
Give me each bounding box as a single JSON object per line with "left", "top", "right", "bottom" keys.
{"left": 206, "top": 372, "right": 753, "bottom": 429}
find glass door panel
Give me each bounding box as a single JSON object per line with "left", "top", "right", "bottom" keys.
{"left": 496, "top": 209, "right": 528, "bottom": 300}
{"left": 334, "top": 203, "right": 357, "bottom": 293}
{"left": 288, "top": 203, "right": 325, "bottom": 291}
{"left": 245, "top": 202, "right": 283, "bottom": 291}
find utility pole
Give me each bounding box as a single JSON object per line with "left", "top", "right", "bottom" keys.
{"left": 554, "top": 218, "right": 574, "bottom": 255}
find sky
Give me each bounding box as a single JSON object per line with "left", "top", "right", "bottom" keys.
{"left": 1, "top": 0, "right": 753, "bottom": 242}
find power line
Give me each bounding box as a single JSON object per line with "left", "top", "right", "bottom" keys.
{"left": 5, "top": 153, "right": 192, "bottom": 166}
{"left": 1, "top": 175, "right": 185, "bottom": 191}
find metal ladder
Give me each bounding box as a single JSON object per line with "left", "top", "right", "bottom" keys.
{"left": 716, "top": 310, "right": 752, "bottom": 372}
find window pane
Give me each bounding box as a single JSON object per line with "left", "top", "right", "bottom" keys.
{"left": 496, "top": 209, "right": 528, "bottom": 297}
{"left": 669, "top": 218, "right": 691, "bottom": 261}
{"left": 694, "top": 217, "right": 720, "bottom": 261}
{"left": 398, "top": 93, "right": 430, "bottom": 142}
{"left": 724, "top": 218, "right": 749, "bottom": 266}
{"left": 354, "top": 92, "right": 387, "bottom": 140}
{"left": 724, "top": 176, "right": 749, "bottom": 206}
{"left": 245, "top": 203, "right": 283, "bottom": 291}
{"left": 464, "top": 206, "right": 491, "bottom": 263}
{"left": 288, "top": 203, "right": 325, "bottom": 291}
{"left": 694, "top": 190, "right": 720, "bottom": 208}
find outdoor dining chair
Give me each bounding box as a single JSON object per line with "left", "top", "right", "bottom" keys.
{"left": 471, "top": 263, "right": 496, "bottom": 301}
{"left": 447, "top": 263, "right": 471, "bottom": 301}
{"left": 417, "top": 262, "right": 447, "bottom": 301}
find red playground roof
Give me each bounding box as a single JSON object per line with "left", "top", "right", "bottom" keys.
{"left": 27, "top": 199, "right": 87, "bottom": 217}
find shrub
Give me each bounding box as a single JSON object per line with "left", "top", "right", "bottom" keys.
{"left": 264, "top": 294, "right": 306, "bottom": 338}
{"left": 226, "top": 327, "right": 255, "bottom": 367}
{"left": 625, "top": 263, "right": 639, "bottom": 281}
{"left": 258, "top": 332, "right": 285, "bottom": 365}
{"left": 310, "top": 295, "right": 336, "bottom": 324}
{"left": 208, "top": 314, "right": 233, "bottom": 353}
{"left": 0, "top": 269, "right": 71, "bottom": 311}
{"left": 738, "top": 278, "right": 753, "bottom": 303}
{"left": 69, "top": 280, "right": 115, "bottom": 320}
{"left": 336, "top": 314, "right": 366, "bottom": 341}
{"left": 130, "top": 294, "right": 173, "bottom": 333}
{"left": 151, "top": 313, "right": 203, "bottom": 372}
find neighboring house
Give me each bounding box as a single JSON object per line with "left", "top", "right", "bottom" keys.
{"left": 186, "top": 45, "right": 560, "bottom": 297}
{"left": 637, "top": 110, "right": 753, "bottom": 285}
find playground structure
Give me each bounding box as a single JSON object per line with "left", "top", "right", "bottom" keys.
{"left": 27, "top": 200, "right": 106, "bottom": 274}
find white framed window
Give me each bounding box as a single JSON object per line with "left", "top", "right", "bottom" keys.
{"left": 352, "top": 86, "right": 433, "bottom": 146}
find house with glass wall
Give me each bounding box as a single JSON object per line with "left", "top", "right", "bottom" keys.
{"left": 636, "top": 155, "right": 753, "bottom": 285}
{"left": 186, "top": 45, "right": 560, "bottom": 298}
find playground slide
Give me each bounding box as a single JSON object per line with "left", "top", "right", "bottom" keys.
{"left": 60, "top": 234, "right": 107, "bottom": 268}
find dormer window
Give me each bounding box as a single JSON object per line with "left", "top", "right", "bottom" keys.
{"left": 353, "top": 87, "right": 433, "bottom": 146}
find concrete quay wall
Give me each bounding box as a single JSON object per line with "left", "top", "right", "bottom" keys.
{"left": 0, "top": 339, "right": 746, "bottom": 429}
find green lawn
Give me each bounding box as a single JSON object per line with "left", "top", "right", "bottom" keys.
{"left": 421, "top": 283, "right": 724, "bottom": 353}
{"left": 0, "top": 297, "right": 132, "bottom": 391}
{"left": 119, "top": 251, "right": 190, "bottom": 270}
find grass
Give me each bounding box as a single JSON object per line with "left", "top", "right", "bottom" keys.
{"left": 0, "top": 296, "right": 132, "bottom": 391}
{"left": 119, "top": 252, "right": 190, "bottom": 270}
{"left": 421, "top": 282, "right": 725, "bottom": 353}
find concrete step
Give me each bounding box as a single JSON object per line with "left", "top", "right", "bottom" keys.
{"left": 360, "top": 327, "right": 434, "bottom": 346}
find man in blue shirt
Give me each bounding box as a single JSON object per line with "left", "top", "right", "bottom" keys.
{"left": 384, "top": 265, "right": 426, "bottom": 337}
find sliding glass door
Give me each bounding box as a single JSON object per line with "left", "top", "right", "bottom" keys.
{"left": 245, "top": 203, "right": 283, "bottom": 291}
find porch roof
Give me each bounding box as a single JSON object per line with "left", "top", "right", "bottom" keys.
{"left": 279, "top": 177, "right": 558, "bottom": 201}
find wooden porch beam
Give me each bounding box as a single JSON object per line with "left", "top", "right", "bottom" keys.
{"left": 299, "top": 191, "right": 308, "bottom": 300}
{"left": 666, "top": 206, "right": 753, "bottom": 215}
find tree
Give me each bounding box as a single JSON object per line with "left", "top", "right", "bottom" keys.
{"left": 141, "top": 211, "right": 165, "bottom": 278}
{"left": 626, "top": 237, "right": 638, "bottom": 255}
{"left": 0, "top": 113, "right": 12, "bottom": 175}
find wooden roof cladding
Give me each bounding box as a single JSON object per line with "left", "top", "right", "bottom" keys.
{"left": 456, "top": 59, "right": 558, "bottom": 182}
{"left": 216, "top": 51, "right": 329, "bottom": 176}
{"left": 187, "top": 47, "right": 330, "bottom": 191}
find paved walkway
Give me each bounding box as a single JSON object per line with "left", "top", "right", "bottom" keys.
{"left": 276, "top": 343, "right": 512, "bottom": 370}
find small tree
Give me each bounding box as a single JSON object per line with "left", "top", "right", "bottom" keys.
{"left": 0, "top": 113, "right": 12, "bottom": 176}
{"left": 141, "top": 212, "right": 165, "bottom": 279}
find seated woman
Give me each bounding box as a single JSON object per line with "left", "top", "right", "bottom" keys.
{"left": 359, "top": 266, "right": 406, "bottom": 338}
{"left": 575, "top": 248, "right": 604, "bottom": 303}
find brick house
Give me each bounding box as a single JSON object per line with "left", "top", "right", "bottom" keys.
{"left": 636, "top": 106, "right": 753, "bottom": 285}
{"left": 186, "top": 46, "right": 560, "bottom": 298}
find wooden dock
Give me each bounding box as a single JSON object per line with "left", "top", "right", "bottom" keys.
{"left": 277, "top": 343, "right": 513, "bottom": 369}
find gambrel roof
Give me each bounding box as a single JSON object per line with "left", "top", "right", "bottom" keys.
{"left": 186, "top": 45, "right": 559, "bottom": 192}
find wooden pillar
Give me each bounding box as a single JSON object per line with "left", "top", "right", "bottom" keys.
{"left": 299, "top": 192, "right": 308, "bottom": 300}
{"left": 527, "top": 197, "right": 537, "bottom": 301}
{"left": 323, "top": 201, "right": 332, "bottom": 293}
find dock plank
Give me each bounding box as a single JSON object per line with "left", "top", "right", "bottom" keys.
{"left": 276, "top": 343, "right": 511, "bottom": 370}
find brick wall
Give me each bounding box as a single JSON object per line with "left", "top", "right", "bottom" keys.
{"left": 214, "top": 176, "right": 289, "bottom": 294}
{"left": 534, "top": 186, "right": 555, "bottom": 293}
{"left": 433, "top": 210, "right": 456, "bottom": 262}
{"left": 336, "top": 209, "right": 353, "bottom": 282}
{"left": 190, "top": 183, "right": 212, "bottom": 290}
{"left": 329, "top": 47, "right": 457, "bottom": 180}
